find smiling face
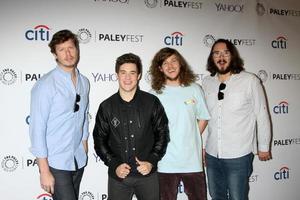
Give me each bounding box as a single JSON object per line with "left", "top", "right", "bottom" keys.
{"left": 117, "top": 63, "right": 141, "bottom": 94}
{"left": 53, "top": 39, "right": 79, "bottom": 70}
{"left": 212, "top": 42, "right": 232, "bottom": 75}
{"left": 159, "top": 54, "right": 181, "bottom": 85}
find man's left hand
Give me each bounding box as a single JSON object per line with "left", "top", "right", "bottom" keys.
{"left": 258, "top": 151, "right": 272, "bottom": 161}
{"left": 135, "top": 157, "right": 152, "bottom": 176}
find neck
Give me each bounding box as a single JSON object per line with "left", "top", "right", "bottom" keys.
{"left": 218, "top": 72, "right": 231, "bottom": 83}
{"left": 119, "top": 87, "right": 137, "bottom": 102}
{"left": 165, "top": 78, "right": 180, "bottom": 86}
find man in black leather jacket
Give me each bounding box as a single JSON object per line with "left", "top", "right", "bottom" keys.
{"left": 93, "top": 53, "right": 169, "bottom": 200}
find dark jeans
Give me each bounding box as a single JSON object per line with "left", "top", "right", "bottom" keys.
{"left": 108, "top": 172, "right": 159, "bottom": 200}
{"left": 205, "top": 153, "right": 254, "bottom": 200}
{"left": 49, "top": 166, "right": 84, "bottom": 200}
{"left": 158, "top": 172, "right": 207, "bottom": 200}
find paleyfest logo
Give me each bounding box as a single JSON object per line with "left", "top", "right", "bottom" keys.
{"left": 1, "top": 155, "right": 19, "bottom": 172}
{"left": 0, "top": 68, "right": 17, "bottom": 85}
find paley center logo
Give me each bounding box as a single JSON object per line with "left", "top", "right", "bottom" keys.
{"left": 77, "top": 28, "right": 92, "bottom": 44}
{"left": 97, "top": 33, "right": 143, "bottom": 43}
{"left": 257, "top": 69, "right": 300, "bottom": 82}
{"left": 256, "top": 1, "right": 300, "bottom": 17}
{"left": 1, "top": 155, "right": 19, "bottom": 172}
{"left": 257, "top": 69, "right": 268, "bottom": 83}
{"left": 215, "top": 2, "right": 244, "bottom": 13}
{"left": 36, "top": 193, "right": 52, "bottom": 200}
{"left": 271, "top": 36, "right": 287, "bottom": 49}
{"left": 274, "top": 166, "right": 290, "bottom": 180}
{"left": 274, "top": 137, "right": 300, "bottom": 147}
{"left": 273, "top": 101, "right": 288, "bottom": 114}
{"left": 202, "top": 35, "right": 255, "bottom": 47}
{"left": 79, "top": 191, "right": 95, "bottom": 200}
{"left": 145, "top": 0, "right": 202, "bottom": 9}
{"left": 0, "top": 68, "right": 17, "bottom": 85}
{"left": 25, "top": 25, "right": 51, "bottom": 41}
{"left": 93, "top": 0, "right": 129, "bottom": 4}
{"left": 164, "top": 32, "right": 184, "bottom": 46}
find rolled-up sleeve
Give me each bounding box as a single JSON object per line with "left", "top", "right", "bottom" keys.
{"left": 29, "top": 82, "right": 53, "bottom": 158}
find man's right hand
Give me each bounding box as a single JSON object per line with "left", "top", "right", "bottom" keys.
{"left": 40, "top": 170, "right": 55, "bottom": 194}
{"left": 116, "top": 163, "right": 131, "bottom": 179}
{"left": 37, "top": 158, "right": 55, "bottom": 194}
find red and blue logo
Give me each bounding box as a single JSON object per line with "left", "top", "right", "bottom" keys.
{"left": 164, "top": 32, "right": 184, "bottom": 46}
{"left": 25, "top": 25, "right": 50, "bottom": 41}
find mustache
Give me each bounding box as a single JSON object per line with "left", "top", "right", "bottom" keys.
{"left": 217, "top": 59, "right": 227, "bottom": 64}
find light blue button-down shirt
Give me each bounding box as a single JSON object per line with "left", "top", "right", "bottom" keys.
{"left": 29, "top": 66, "right": 90, "bottom": 171}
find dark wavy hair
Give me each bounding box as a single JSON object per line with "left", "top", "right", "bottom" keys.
{"left": 150, "top": 47, "right": 197, "bottom": 93}
{"left": 115, "top": 53, "right": 142, "bottom": 75}
{"left": 48, "top": 30, "right": 79, "bottom": 54}
{"left": 206, "top": 39, "right": 244, "bottom": 76}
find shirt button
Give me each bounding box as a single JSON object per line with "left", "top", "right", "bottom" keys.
{"left": 131, "top": 134, "right": 134, "bottom": 138}
{"left": 132, "top": 148, "right": 135, "bottom": 151}
{"left": 129, "top": 120, "right": 133, "bottom": 124}
{"left": 125, "top": 150, "right": 128, "bottom": 153}
{"left": 124, "top": 137, "right": 127, "bottom": 140}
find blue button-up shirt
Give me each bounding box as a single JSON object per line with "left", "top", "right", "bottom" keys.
{"left": 29, "top": 66, "right": 90, "bottom": 170}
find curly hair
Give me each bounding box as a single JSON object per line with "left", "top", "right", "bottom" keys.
{"left": 150, "top": 47, "right": 197, "bottom": 93}
{"left": 206, "top": 39, "right": 244, "bottom": 76}
{"left": 48, "top": 29, "right": 79, "bottom": 54}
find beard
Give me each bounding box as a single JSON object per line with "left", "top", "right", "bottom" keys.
{"left": 216, "top": 60, "right": 232, "bottom": 75}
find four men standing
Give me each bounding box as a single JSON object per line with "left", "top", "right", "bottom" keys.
{"left": 29, "top": 29, "right": 271, "bottom": 200}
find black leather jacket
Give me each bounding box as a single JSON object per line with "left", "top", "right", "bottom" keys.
{"left": 93, "top": 89, "right": 169, "bottom": 180}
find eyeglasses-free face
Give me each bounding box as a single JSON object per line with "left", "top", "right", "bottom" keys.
{"left": 74, "top": 94, "right": 80, "bottom": 112}
{"left": 218, "top": 83, "right": 226, "bottom": 100}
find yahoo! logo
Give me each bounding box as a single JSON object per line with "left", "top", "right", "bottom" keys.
{"left": 271, "top": 36, "right": 287, "bottom": 49}
{"left": 25, "top": 25, "right": 50, "bottom": 41}
{"left": 273, "top": 101, "right": 288, "bottom": 114}
{"left": 164, "top": 32, "right": 183, "bottom": 46}
{"left": 274, "top": 166, "right": 290, "bottom": 180}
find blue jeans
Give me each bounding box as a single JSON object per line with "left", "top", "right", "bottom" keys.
{"left": 108, "top": 172, "right": 159, "bottom": 200}
{"left": 205, "top": 153, "right": 254, "bottom": 200}
{"left": 49, "top": 166, "right": 84, "bottom": 200}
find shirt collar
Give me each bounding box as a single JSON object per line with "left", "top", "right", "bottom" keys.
{"left": 55, "top": 65, "right": 79, "bottom": 79}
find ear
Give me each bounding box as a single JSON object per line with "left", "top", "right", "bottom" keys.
{"left": 52, "top": 53, "right": 57, "bottom": 60}
{"left": 159, "top": 66, "right": 163, "bottom": 72}
{"left": 138, "top": 73, "right": 141, "bottom": 80}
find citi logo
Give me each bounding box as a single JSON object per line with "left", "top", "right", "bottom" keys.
{"left": 37, "top": 193, "right": 53, "bottom": 200}
{"left": 164, "top": 32, "right": 183, "bottom": 46}
{"left": 271, "top": 36, "right": 287, "bottom": 49}
{"left": 274, "top": 166, "right": 290, "bottom": 180}
{"left": 273, "top": 101, "right": 288, "bottom": 114}
{"left": 25, "top": 25, "right": 50, "bottom": 41}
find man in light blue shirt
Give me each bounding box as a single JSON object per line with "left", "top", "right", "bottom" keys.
{"left": 29, "top": 30, "right": 90, "bottom": 200}
{"left": 150, "top": 47, "right": 210, "bottom": 200}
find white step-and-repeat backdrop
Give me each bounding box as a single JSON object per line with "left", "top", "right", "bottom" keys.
{"left": 0, "top": 0, "right": 299, "bottom": 199}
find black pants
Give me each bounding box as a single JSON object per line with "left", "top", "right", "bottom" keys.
{"left": 49, "top": 166, "right": 84, "bottom": 200}
{"left": 108, "top": 172, "right": 159, "bottom": 200}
